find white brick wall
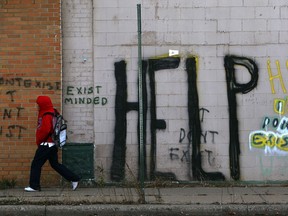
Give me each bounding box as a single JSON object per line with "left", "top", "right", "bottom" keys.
{"left": 62, "top": 0, "right": 94, "bottom": 143}
{"left": 62, "top": 0, "right": 288, "bottom": 182}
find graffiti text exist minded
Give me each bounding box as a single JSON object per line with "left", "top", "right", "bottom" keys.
{"left": 64, "top": 86, "right": 108, "bottom": 105}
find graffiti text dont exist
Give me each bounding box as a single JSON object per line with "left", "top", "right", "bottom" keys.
{"left": 0, "top": 125, "right": 26, "bottom": 139}
{"left": 0, "top": 77, "right": 60, "bottom": 90}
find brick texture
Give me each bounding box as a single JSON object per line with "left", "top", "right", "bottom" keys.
{"left": 0, "top": 0, "right": 62, "bottom": 186}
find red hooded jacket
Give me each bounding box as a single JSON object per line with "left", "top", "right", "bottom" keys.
{"left": 36, "top": 96, "right": 55, "bottom": 145}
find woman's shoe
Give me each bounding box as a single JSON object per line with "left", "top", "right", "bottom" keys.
{"left": 72, "top": 181, "right": 79, "bottom": 191}
{"left": 24, "top": 186, "right": 39, "bottom": 192}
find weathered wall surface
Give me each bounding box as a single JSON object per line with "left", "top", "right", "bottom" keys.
{"left": 62, "top": 0, "right": 288, "bottom": 183}
{"left": 0, "top": 0, "right": 62, "bottom": 186}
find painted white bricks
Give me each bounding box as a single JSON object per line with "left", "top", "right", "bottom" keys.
{"left": 218, "top": 20, "right": 242, "bottom": 32}
{"left": 230, "top": 7, "right": 255, "bottom": 19}
{"left": 280, "top": 32, "right": 288, "bottom": 43}
{"left": 193, "top": 20, "right": 218, "bottom": 32}
{"left": 244, "top": 0, "right": 269, "bottom": 7}
{"left": 280, "top": 6, "right": 288, "bottom": 18}
{"left": 242, "top": 20, "right": 267, "bottom": 31}
{"left": 254, "top": 32, "right": 279, "bottom": 44}
{"left": 230, "top": 32, "right": 255, "bottom": 45}
{"left": 268, "top": 20, "right": 288, "bottom": 31}
{"left": 268, "top": 0, "right": 287, "bottom": 7}
{"left": 206, "top": 7, "right": 231, "bottom": 20}
{"left": 181, "top": 32, "right": 206, "bottom": 45}
{"left": 62, "top": 0, "right": 94, "bottom": 143}
{"left": 218, "top": 0, "right": 243, "bottom": 7}
{"left": 180, "top": 8, "right": 205, "bottom": 20}
{"left": 62, "top": 0, "right": 288, "bottom": 182}
{"left": 205, "top": 32, "right": 230, "bottom": 45}
{"left": 256, "top": 7, "right": 280, "bottom": 19}
{"left": 94, "top": 0, "right": 118, "bottom": 8}
{"left": 94, "top": 21, "right": 119, "bottom": 33}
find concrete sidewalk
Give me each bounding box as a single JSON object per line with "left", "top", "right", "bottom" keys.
{"left": 0, "top": 185, "right": 288, "bottom": 215}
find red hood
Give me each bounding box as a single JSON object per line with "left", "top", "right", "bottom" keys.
{"left": 36, "top": 96, "right": 54, "bottom": 116}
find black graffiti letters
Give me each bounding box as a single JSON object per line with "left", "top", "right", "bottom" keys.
{"left": 111, "top": 56, "right": 225, "bottom": 182}
{"left": 111, "top": 54, "right": 258, "bottom": 182}
{"left": 64, "top": 97, "right": 108, "bottom": 105}
{"left": 186, "top": 57, "right": 225, "bottom": 181}
{"left": 224, "top": 55, "right": 258, "bottom": 180}
{"left": 1, "top": 107, "right": 27, "bottom": 139}
{"left": 0, "top": 77, "right": 30, "bottom": 87}
{"left": 149, "top": 57, "right": 180, "bottom": 180}
{"left": 64, "top": 86, "right": 108, "bottom": 105}
{"left": 6, "top": 90, "right": 16, "bottom": 102}
{"left": 66, "top": 86, "right": 93, "bottom": 95}
{"left": 2, "top": 107, "right": 25, "bottom": 120}
{"left": 1, "top": 83, "right": 30, "bottom": 140}
{"left": 179, "top": 128, "right": 219, "bottom": 144}
{"left": 262, "top": 116, "right": 288, "bottom": 130}
{"left": 0, "top": 77, "right": 60, "bottom": 90}
{"left": 1, "top": 104, "right": 27, "bottom": 138}
{"left": 169, "top": 148, "right": 180, "bottom": 160}
{"left": 1, "top": 77, "right": 61, "bottom": 141}
{"left": 179, "top": 128, "right": 188, "bottom": 143}
{"left": 199, "top": 108, "right": 209, "bottom": 122}
{"left": 35, "top": 80, "right": 56, "bottom": 90}
{"left": 111, "top": 61, "right": 130, "bottom": 181}
{"left": 66, "top": 86, "right": 103, "bottom": 95}
{"left": 111, "top": 60, "right": 148, "bottom": 182}
{"left": 207, "top": 131, "right": 218, "bottom": 144}
{"left": 5, "top": 125, "right": 26, "bottom": 139}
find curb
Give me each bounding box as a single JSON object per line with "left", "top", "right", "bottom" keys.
{"left": 0, "top": 204, "right": 288, "bottom": 216}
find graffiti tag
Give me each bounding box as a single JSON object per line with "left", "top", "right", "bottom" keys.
{"left": 250, "top": 131, "right": 288, "bottom": 153}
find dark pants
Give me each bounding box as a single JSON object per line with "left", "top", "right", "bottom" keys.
{"left": 29, "top": 145, "right": 80, "bottom": 190}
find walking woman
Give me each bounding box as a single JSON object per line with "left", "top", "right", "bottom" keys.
{"left": 25, "top": 96, "right": 80, "bottom": 192}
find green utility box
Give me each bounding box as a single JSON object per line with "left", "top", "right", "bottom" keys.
{"left": 62, "top": 143, "right": 94, "bottom": 180}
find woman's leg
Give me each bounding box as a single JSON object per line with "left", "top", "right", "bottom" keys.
{"left": 29, "top": 146, "right": 50, "bottom": 190}
{"left": 48, "top": 146, "right": 80, "bottom": 182}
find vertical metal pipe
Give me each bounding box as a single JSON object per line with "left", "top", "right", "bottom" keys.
{"left": 137, "top": 3, "right": 145, "bottom": 200}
